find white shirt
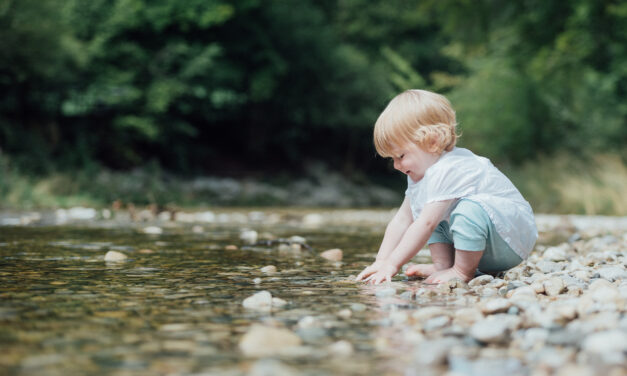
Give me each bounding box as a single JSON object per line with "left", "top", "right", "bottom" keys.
{"left": 405, "top": 147, "right": 538, "bottom": 259}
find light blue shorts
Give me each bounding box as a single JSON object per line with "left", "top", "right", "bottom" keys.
{"left": 427, "top": 199, "right": 523, "bottom": 273}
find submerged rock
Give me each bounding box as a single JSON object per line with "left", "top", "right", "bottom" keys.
{"left": 104, "top": 250, "right": 128, "bottom": 262}
{"left": 239, "top": 324, "right": 302, "bottom": 357}
{"left": 320, "top": 248, "right": 343, "bottom": 262}
{"left": 242, "top": 291, "right": 273, "bottom": 310}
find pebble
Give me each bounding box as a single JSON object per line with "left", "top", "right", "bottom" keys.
{"left": 328, "top": 340, "right": 354, "bottom": 356}
{"left": 248, "top": 359, "right": 297, "bottom": 376}
{"left": 239, "top": 324, "right": 302, "bottom": 357}
{"left": 142, "top": 226, "right": 163, "bottom": 235}
{"left": 481, "top": 298, "right": 512, "bottom": 314}
{"left": 543, "top": 277, "right": 565, "bottom": 296}
{"left": 260, "top": 265, "right": 277, "bottom": 274}
{"left": 582, "top": 329, "right": 627, "bottom": 356}
{"left": 598, "top": 266, "right": 627, "bottom": 282}
{"left": 469, "top": 275, "right": 494, "bottom": 287}
{"left": 374, "top": 287, "right": 396, "bottom": 297}
{"left": 240, "top": 230, "right": 258, "bottom": 244}
{"left": 470, "top": 314, "right": 521, "bottom": 344}
{"left": 104, "top": 250, "right": 128, "bottom": 262}
{"left": 320, "top": 248, "right": 343, "bottom": 262}
{"left": 242, "top": 291, "right": 273, "bottom": 310}
{"left": 225, "top": 245, "right": 238, "bottom": 251}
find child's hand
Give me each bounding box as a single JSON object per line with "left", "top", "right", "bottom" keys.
{"left": 356, "top": 260, "right": 399, "bottom": 284}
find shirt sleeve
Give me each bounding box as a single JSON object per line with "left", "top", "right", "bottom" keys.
{"left": 424, "top": 161, "right": 482, "bottom": 203}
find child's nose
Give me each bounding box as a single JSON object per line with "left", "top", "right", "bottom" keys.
{"left": 393, "top": 159, "right": 401, "bottom": 171}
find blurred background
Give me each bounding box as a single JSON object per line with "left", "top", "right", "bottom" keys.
{"left": 0, "top": 0, "right": 625, "bottom": 214}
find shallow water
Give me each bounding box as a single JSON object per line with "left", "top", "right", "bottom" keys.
{"left": 0, "top": 221, "right": 450, "bottom": 375}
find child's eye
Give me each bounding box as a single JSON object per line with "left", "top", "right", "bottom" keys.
{"left": 399, "top": 154, "right": 405, "bottom": 159}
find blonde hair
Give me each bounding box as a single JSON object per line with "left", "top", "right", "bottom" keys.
{"left": 373, "top": 89, "right": 458, "bottom": 157}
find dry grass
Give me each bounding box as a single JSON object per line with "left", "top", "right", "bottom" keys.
{"left": 508, "top": 154, "right": 627, "bottom": 216}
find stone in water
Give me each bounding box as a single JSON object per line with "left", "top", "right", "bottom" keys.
{"left": 320, "top": 248, "right": 343, "bottom": 261}
{"left": 104, "top": 250, "right": 128, "bottom": 262}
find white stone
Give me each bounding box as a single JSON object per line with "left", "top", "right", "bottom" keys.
{"left": 469, "top": 274, "right": 494, "bottom": 287}
{"left": 68, "top": 207, "right": 97, "bottom": 220}
{"left": 328, "top": 340, "right": 354, "bottom": 356}
{"left": 194, "top": 211, "right": 215, "bottom": 222}
{"left": 239, "top": 324, "right": 302, "bottom": 357}
{"left": 289, "top": 235, "right": 306, "bottom": 244}
{"left": 142, "top": 226, "right": 163, "bottom": 235}
{"left": 470, "top": 315, "right": 516, "bottom": 344}
{"left": 598, "top": 266, "right": 627, "bottom": 282}
{"left": 375, "top": 287, "right": 396, "bottom": 297}
{"left": 260, "top": 265, "right": 277, "bottom": 273}
{"left": 240, "top": 230, "right": 258, "bottom": 244}
{"left": 271, "top": 297, "right": 287, "bottom": 307}
{"left": 412, "top": 307, "right": 449, "bottom": 322}
{"left": 320, "top": 248, "right": 343, "bottom": 262}
{"left": 242, "top": 291, "right": 273, "bottom": 310}
{"left": 543, "top": 246, "right": 568, "bottom": 262}
{"left": 582, "top": 330, "right": 627, "bottom": 354}
{"left": 481, "top": 298, "right": 512, "bottom": 314}
{"left": 587, "top": 279, "right": 620, "bottom": 303}
{"left": 303, "top": 213, "right": 324, "bottom": 227}
{"left": 543, "top": 277, "right": 565, "bottom": 296}
{"left": 104, "top": 250, "right": 128, "bottom": 262}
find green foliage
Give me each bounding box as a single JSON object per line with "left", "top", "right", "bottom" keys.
{"left": 0, "top": 0, "right": 625, "bottom": 185}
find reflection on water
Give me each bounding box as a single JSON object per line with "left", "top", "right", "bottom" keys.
{"left": 0, "top": 223, "right": 447, "bottom": 375}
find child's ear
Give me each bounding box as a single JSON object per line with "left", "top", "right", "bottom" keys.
{"left": 424, "top": 135, "right": 440, "bottom": 153}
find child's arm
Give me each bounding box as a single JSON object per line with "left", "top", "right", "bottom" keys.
{"left": 362, "top": 199, "right": 453, "bottom": 284}
{"left": 355, "top": 197, "right": 412, "bottom": 281}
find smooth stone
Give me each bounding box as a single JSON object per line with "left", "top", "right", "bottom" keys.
{"left": 142, "top": 226, "right": 163, "bottom": 235}
{"left": 545, "top": 328, "right": 585, "bottom": 346}
{"left": 337, "top": 309, "right": 352, "bottom": 319}
{"left": 242, "top": 291, "right": 273, "bottom": 310}
{"left": 587, "top": 280, "right": 619, "bottom": 303}
{"left": 453, "top": 308, "right": 484, "bottom": 327}
{"left": 375, "top": 287, "right": 396, "bottom": 297}
{"left": 412, "top": 307, "right": 449, "bottom": 322}
{"left": 328, "top": 340, "right": 354, "bottom": 356}
{"left": 413, "top": 337, "right": 463, "bottom": 366}
{"left": 272, "top": 297, "right": 287, "bottom": 307}
{"left": 297, "top": 316, "right": 317, "bottom": 328}
{"left": 260, "top": 265, "right": 277, "bottom": 273}
{"left": 248, "top": 359, "right": 297, "bottom": 376}
{"left": 582, "top": 329, "right": 627, "bottom": 355}
{"left": 239, "top": 324, "right": 302, "bottom": 357}
{"left": 423, "top": 316, "right": 451, "bottom": 331}
{"left": 252, "top": 278, "right": 262, "bottom": 284}
{"left": 508, "top": 286, "right": 537, "bottom": 299}
{"left": 350, "top": 303, "right": 367, "bottom": 312}
{"left": 543, "top": 246, "right": 568, "bottom": 261}
{"left": 481, "top": 298, "right": 512, "bottom": 314}
{"left": 225, "top": 245, "right": 238, "bottom": 251}
{"left": 320, "top": 248, "right": 343, "bottom": 262}
{"left": 240, "top": 230, "right": 258, "bottom": 244}
{"left": 104, "top": 250, "right": 128, "bottom": 262}
{"left": 469, "top": 275, "right": 494, "bottom": 287}
{"left": 543, "top": 277, "right": 565, "bottom": 296}
{"left": 296, "top": 327, "right": 328, "bottom": 344}
{"left": 536, "top": 260, "right": 564, "bottom": 273}
{"left": 598, "top": 266, "right": 627, "bottom": 282}
{"left": 289, "top": 235, "right": 306, "bottom": 244}
{"left": 470, "top": 314, "right": 521, "bottom": 344}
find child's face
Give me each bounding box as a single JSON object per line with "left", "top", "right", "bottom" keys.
{"left": 390, "top": 143, "right": 441, "bottom": 183}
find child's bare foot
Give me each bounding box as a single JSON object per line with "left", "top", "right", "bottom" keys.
{"left": 405, "top": 264, "right": 436, "bottom": 278}
{"left": 424, "top": 266, "right": 475, "bottom": 284}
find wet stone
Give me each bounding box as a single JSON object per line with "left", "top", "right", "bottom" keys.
{"left": 239, "top": 324, "right": 302, "bottom": 357}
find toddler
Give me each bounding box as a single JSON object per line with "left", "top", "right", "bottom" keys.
{"left": 356, "top": 89, "right": 537, "bottom": 285}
